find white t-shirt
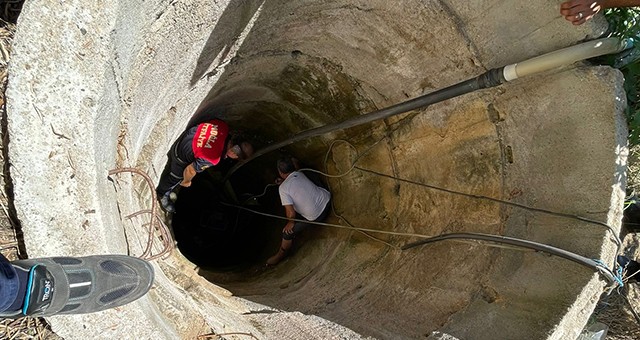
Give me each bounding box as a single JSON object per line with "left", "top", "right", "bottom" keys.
{"left": 279, "top": 171, "right": 331, "bottom": 221}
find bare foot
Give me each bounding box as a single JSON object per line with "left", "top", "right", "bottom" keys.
{"left": 266, "top": 249, "right": 287, "bottom": 266}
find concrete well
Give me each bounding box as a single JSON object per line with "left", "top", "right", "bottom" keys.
{"left": 5, "top": 0, "right": 627, "bottom": 339}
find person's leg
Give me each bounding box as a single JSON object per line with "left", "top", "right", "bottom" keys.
{"left": 266, "top": 239, "right": 292, "bottom": 266}
{"left": 0, "top": 253, "right": 23, "bottom": 313}
{"left": 157, "top": 142, "right": 193, "bottom": 213}
{"left": 157, "top": 164, "right": 184, "bottom": 214}
{"left": 156, "top": 130, "right": 194, "bottom": 197}
{"left": 0, "top": 254, "right": 154, "bottom": 318}
{"left": 156, "top": 156, "right": 187, "bottom": 197}
{"left": 266, "top": 219, "right": 312, "bottom": 265}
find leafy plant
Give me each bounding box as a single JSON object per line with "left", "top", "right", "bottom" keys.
{"left": 603, "top": 7, "right": 640, "bottom": 145}
{"left": 623, "top": 61, "right": 640, "bottom": 144}
{"left": 605, "top": 7, "right": 640, "bottom": 40}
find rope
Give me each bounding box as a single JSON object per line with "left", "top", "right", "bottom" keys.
{"left": 353, "top": 166, "right": 622, "bottom": 248}
{"left": 320, "top": 139, "right": 401, "bottom": 249}
{"left": 593, "top": 259, "right": 624, "bottom": 290}
{"left": 225, "top": 200, "right": 624, "bottom": 287}
{"left": 235, "top": 135, "right": 626, "bottom": 289}
{"left": 242, "top": 183, "right": 278, "bottom": 204}
{"left": 284, "top": 137, "right": 622, "bottom": 250}
{"left": 243, "top": 134, "right": 622, "bottom": 257}
{"left": 108, "top": 168, "right": 174, "bottom": 261}
{"left": 220, "top": 202, "right": 434, "bottom": 238}
{"left": 223, "top": 202, "right": 574, "bottom": 255}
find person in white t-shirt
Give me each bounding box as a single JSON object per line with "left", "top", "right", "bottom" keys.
{"left": 266, "top": 156, "right": 331, "bottom": 266}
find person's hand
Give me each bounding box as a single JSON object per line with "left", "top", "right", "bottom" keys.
{"left": 560, "top": 0, "right": 603, "bottom": 25}
{"left": 283, "top": 223, "right": 294, "bottom": 235}
{"left": 181, "top": 163, "right": 196, "bottom": 187}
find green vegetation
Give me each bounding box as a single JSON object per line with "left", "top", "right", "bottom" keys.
{"left": 603, "top": 7, "right": 640, "bottom": 144}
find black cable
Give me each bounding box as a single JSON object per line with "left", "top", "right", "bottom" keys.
{"left": 401, "top": 232, "right": 619, "bottom": 285}
{"left": 355, "top": 166, "right": 622, "bottom": 248}
{"left": 229, "top": 194, "right": 621, "bottom": 287}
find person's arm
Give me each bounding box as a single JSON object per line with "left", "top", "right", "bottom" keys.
{"left": 282, "top": 204, "right": 296, "bottom": 235}
{"left": 181, "top": 158, "right": 213, "bottom": 187}
{"left": 561, "top": 0, "right": 640, "bottom": 25}
{"left": 181, "top": 163, "right": 197, "bottom": 187}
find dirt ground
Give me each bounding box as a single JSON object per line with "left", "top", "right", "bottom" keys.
{"left": 592, "top": 146, "right": 640, "bottom": 340}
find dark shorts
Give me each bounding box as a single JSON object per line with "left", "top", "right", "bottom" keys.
{"left": 282, "top": 201, "right": 331, "bottom": 241}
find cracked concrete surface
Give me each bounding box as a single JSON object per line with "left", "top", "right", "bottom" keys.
{"left": 4, "top": 0, "right": 627, "bottom": 339}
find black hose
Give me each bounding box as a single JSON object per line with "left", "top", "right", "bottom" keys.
{"left": 401, "top": 232, "right": 619, "bottom": 285}
{"left": 225, "top": 68, "right": 506, "bottom": 178}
